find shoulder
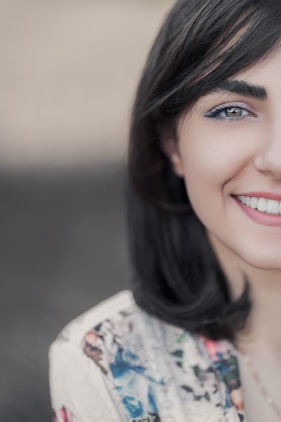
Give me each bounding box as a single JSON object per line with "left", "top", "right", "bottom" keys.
{"left": 50, "top": 289, "right": 139, "bottom": 382}
{"left": 52, "top": 290, "right": 135, "bottom": 348}
{"left": 50, "top": 289, "right": 137, "bottom": 376}
{"left": 49, "top": 290, "right": 136, "bottom": 422}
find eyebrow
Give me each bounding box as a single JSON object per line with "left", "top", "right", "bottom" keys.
{"left": 211, "top": 79, "right": 267, "bottom": 100}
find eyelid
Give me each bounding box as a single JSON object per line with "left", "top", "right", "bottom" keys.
{"left": 205, "top": 101, "right": 256, "bottom": 118}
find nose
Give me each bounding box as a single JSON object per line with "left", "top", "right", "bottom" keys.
{"left": 254, "top": 123, "right": 281, "bottom": 181}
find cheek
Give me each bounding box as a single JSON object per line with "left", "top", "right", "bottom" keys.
{"left": 178, "top": 124, "right": 256, "bottom": 193}
{"left": 179, "top": 135, "right": 225, "bottom": 194}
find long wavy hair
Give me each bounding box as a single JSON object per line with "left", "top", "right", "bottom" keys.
{"left": 128, "top": 0, "right": 281, "bottom": 340}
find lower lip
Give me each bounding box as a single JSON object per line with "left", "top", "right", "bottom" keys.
{"left": 235, "top": 197, "right": 281, "bottom": 226}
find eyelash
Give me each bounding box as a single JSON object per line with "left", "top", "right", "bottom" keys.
{"left": 205, "top": 103, "right": 255, "bottom": 120}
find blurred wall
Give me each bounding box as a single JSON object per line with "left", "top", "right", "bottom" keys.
{"left": 0, "top": 0, "right": 173, "bottom": 168}
{"left": 0, "top": 1, "right": 174, "bottom": 421}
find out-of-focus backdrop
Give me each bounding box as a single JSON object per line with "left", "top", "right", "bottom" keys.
{"left": 0, "top": 1, "right": 174, "bottom": 421}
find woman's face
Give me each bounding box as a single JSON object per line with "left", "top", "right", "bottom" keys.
{"left": 170, "top": 47, "right": 281, "bottom": 272}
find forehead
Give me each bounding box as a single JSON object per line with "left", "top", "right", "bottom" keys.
{"left": 229, "top": 47, "right": 281, "bottom": 90}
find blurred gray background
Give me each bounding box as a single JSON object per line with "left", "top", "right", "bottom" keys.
{"left": 0, "top": 1, "right": 174, "bottom": 421}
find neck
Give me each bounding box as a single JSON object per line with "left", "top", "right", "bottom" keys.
{"left": 235, "top": 271, "right": 281, "bottom": 356}
{"left": 211, "top": 240, "right": 281, "bottom": 357}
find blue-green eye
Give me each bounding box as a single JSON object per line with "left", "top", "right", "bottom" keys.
{"left": 206, "top": 105, "right": 251, "bottom": 119}
{"left": 223, "top": 107, "right": 244, "bottom": 118}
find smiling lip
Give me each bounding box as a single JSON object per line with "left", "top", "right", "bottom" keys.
{"left": 234, "top": 193, "right": 281, "bottom": 226}
{"left": 237, "top": 192, "right": 281, "bottom": 201}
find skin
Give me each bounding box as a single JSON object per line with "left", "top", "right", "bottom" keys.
{"left": 164, "top": 47, "right": 281, "bottom": 421}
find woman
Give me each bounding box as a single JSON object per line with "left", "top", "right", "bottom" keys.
{"left": 50, "top": 0, "right": 281, "bottom": 420}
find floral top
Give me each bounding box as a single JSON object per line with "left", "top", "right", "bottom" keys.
{"left": 49, "top": 290, "right": 244, "bottom": 422}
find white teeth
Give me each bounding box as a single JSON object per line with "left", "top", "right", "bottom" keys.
{"left": 257, "top": 198, "right": 267, "bottom": 212}
{"left": 267, "top": 199, "right": 279, "bottom": 215}
{"left": 237, "top": 195, "right": 281, "bottom": 216}
{"left": 250, "top": 197, "right": 258, "bottom": 209}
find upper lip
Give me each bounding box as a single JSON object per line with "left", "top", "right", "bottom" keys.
{"left": 235, "top": 192, "right": 281, "bottom": 201}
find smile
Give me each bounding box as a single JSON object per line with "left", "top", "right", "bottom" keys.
{"left": 237, "top": 195, "right": 281, "bottom": 216}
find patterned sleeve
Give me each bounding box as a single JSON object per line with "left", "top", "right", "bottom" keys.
{"left": 49, "top": 334, "right": 121, "bottom": 422}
